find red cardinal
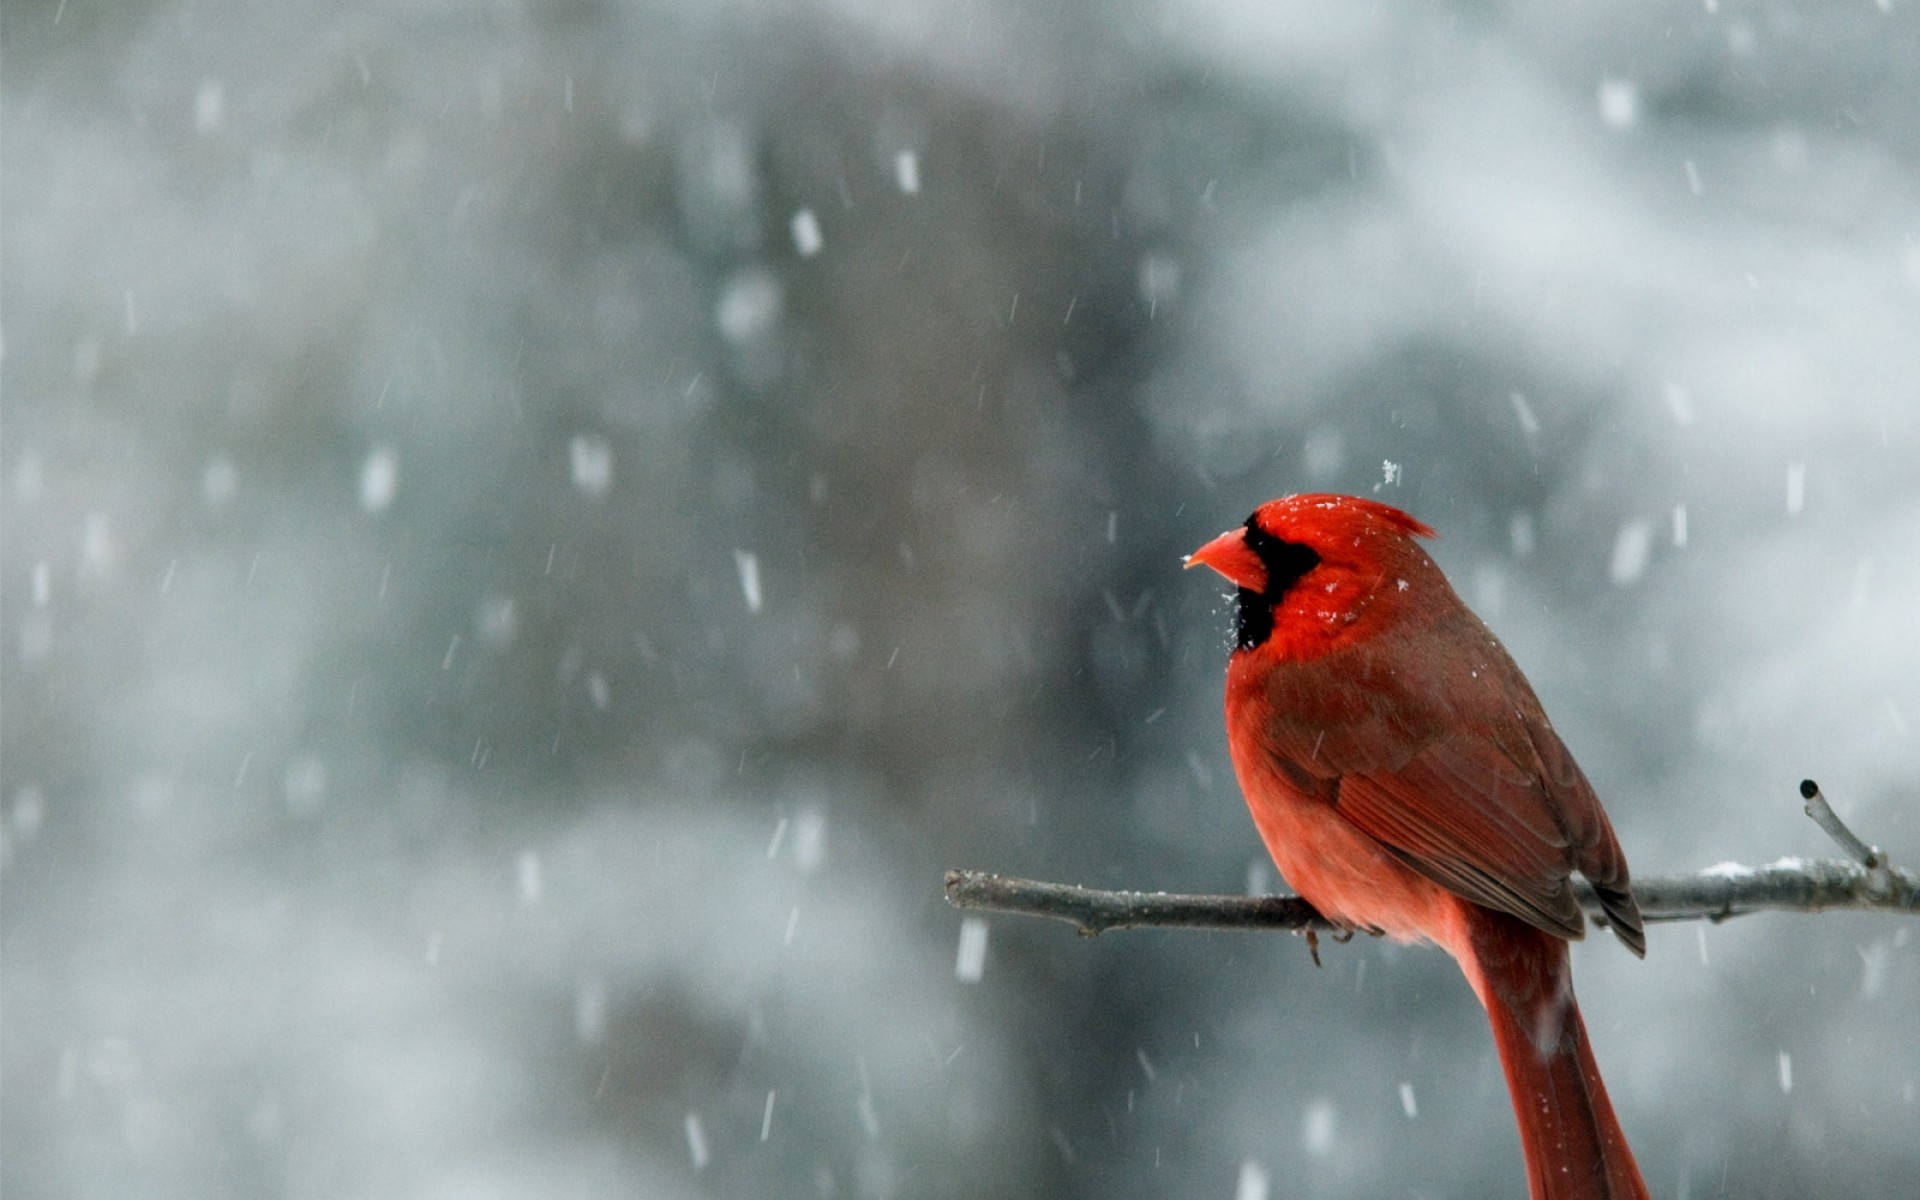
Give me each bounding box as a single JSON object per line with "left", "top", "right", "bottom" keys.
{"left": 1188, "top": 494, "right": 1648, "bottom": 1200}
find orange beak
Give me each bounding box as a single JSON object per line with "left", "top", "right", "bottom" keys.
{"left": 1185, "top": 527, "right": 1268, "bottom": 593}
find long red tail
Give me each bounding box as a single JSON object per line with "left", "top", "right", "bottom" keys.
{"left": 1459, "top": 908, "right": 1649, "bottom": 1200}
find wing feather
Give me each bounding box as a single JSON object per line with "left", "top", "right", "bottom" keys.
{"left": 1254, "top": 609, "right": 1643, "bottom": 953}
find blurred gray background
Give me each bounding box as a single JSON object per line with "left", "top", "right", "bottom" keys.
{"left": 5, "top": 2, "right": 1919, "bottom": 1197}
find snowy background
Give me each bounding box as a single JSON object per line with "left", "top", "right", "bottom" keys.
{"left": 5, "top": 1, "right": 1919, "bottom": 1197}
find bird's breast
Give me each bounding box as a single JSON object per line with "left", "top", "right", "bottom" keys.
{"left": 1224, "top": 691, "right": 1459, "bottom": 946}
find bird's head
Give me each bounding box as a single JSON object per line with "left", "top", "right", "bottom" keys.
{"left": 1186, "top": 493, "right": 1440, "bottom": 654}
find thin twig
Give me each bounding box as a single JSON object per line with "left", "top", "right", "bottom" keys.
{"left": 944, "top": 869, "right": 1341, "bottom": 936}
{"left": 1800, "top": 778, "right": 1887, "bottom": 872}
{"left": 945, "top": 780, "right": 1915, "bottom": 937}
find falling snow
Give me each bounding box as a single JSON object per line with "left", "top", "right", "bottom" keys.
{"left": 1509, "top": 512, "right": 1535, "bottom": 557}
{"left": 716, "top": 270, "right": 783, "bottom": 344}
{"left": 81, "top": 514, "right": 116, "bottom": 577}
{"left": 735, "top": 549, "right": 764, "bottom": 614}
{"left": 517, "top": 850, "right": 542, "bottom": 905}
{"left": 194, "top": 79, "right": 226, "bottom": 134}
{"left": 1137, "top": 252, "right": 1181, "bottom": 315}
{"left": 202, "top": 457, "right": 238, "bottom": 506}
{"left": 359, "top": 446, "right": 399, "bottom": 513}
{"left": 569, "top": 435, "right": 614, "bottom": 498}
{"left": 791, "top": 208, "right": 823, "bottom": 257}
{"left": 282, "top": 757, "right": 328, "bottom": 818}
{"left": 856, "top": 1059, "right": 881, "bottom": 1139}
{"left": 1303, "top": 429, "right": 1345, "bottom": 480}
{"left": 684, "top": 1112, "right": 710, "bottom": 1169}
{"left": 1609, "top": 519, "right": 1653, "bottom": 586}
{"left": 1508, "top": 391, "right": 1540, "bottom": 436}
{"left": 1244, "top": 859, "right": 1271, "bottom": 896}
{"left": 954, "top": 917, "right": 989, "bottom": 983}
{"left": 12, "top": 787, "right": 47, "bottom": 841}
{"left": 790, "top": 807, "right": 825, "bottom": 872}
{"left": 1235, "top": 1160, "right": 1271, "bottom": 1200}
{"left": 1664, "top": 381, "right": 1696, "bottom": 425}
{"left": 575, "top": 977, "right": 608, "bottom": 1043}
{"left": 474, "top": 594, "right": 518, "bottom": 647}
{"left": 1300, "top": 1098, "right": 1337, "bottom": 1156}
{"left": 1597, "top": 78, "right": 1640, "bottom": 129}
{"left": 1858, "top": 941, "right": 1890, "bottom": 999}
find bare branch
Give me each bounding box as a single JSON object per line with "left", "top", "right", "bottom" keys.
{"left": 946, "top": 781, "right": 1915, "bottom": 938}
{"left": 945, "top": 860, "right": 1918, "bottom": 937}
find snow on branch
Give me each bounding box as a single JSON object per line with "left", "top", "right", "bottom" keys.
{"left": 944, "top": 779, "right": 1917, "bottom": 938}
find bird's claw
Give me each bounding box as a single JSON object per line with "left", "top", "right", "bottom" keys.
{"left": 1304, "top": 922, "right": 1376, "bottom": 966}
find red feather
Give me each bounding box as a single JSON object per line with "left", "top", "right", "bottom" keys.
{"left": 1192, "top": 494, "right": 1648, "bottom": 1200}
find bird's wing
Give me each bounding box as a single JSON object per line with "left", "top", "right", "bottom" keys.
{"left": 1258, "top": 617, "right": 1642, "bottom": 952}
{"left": 1330, "top": 731, "right": 1588, "bottom": 941}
